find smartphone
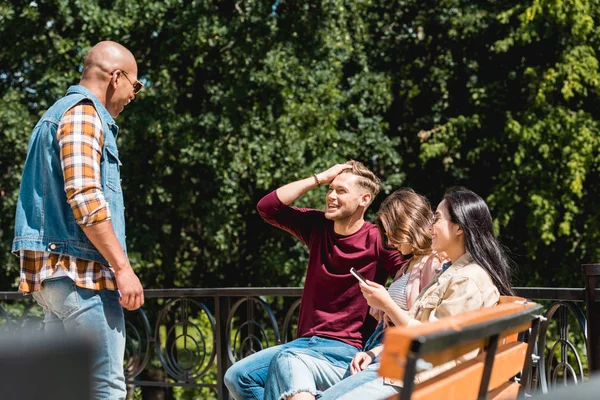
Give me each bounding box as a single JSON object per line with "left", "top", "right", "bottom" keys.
{"left": 350, "top": 267, "right": 367, "bottom": 285}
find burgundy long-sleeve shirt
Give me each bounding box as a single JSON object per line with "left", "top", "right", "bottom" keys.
{"left": 257, "top": 190, "right": 406, "bottom": 349}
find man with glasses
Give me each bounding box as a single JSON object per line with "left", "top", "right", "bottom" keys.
{"left": 112, "top": 69, "right": 144, "bottom": 96}
{"left": 12, "top": 41, "right": 144, "bottom": 400}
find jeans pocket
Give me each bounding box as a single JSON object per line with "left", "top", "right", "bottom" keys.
{"left": 99, "top": 289, "right": 124, "bottom": 326}
{"left": 40, "top": 278, "right": 81, "bottom": 319}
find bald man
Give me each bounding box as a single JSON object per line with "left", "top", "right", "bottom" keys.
{"left": 12, "top": 41, "right": 144, "bottom": 399}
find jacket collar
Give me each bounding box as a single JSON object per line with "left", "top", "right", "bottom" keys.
{"left": 451, "top": 252, "right": 474, "bottom": 269}
{"left": 435, "top": 252, "right": 473, "bottom": 284}
{"left": 65, "top": 85, "right": 116, "bottom": 127}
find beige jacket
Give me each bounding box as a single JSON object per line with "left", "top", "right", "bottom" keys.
{"left": 384, "top": 253, "right": 500, "bottom": 386}
{"left": 408, "top": 252, "right": 500, "bottom": 325}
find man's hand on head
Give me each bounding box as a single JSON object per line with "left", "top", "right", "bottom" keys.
{"left": 316, "top": 163, "right": 352, "bottom": 185}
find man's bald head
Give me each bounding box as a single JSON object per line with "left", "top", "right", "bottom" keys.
{"left": 79, "top": 41, "right": 140, "bottom": 118}
{"left": 82, "top": 41, "right": 137, "bottom": 81}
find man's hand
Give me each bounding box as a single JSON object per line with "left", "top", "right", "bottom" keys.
{"left": 114, "top": 266, "right": 144, "bottom": 310}
{"left": 350, "top": 351, "right": 374, "bottom": 375}
{"left": 275, "top": 163, "right": 353, "bottom": 205}
{"left": 81, "top": 220, "right": 144, "bottom": 310}
{"left": 315, "top": 163, "right": 352, "bottom": 185}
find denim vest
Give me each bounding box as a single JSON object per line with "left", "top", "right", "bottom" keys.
{"left": 12, "top": 85, "right": 126, "bottom": 265}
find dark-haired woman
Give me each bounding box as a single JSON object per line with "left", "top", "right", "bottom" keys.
{"left": 314, "top": 187, "right": 513, "bottom": 400}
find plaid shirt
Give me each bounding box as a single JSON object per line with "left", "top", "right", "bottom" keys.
{"left": 19, "top": 102, "right": 117, "bottom": 293}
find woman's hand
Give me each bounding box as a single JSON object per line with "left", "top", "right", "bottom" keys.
{"left": 360, "top": 280, "right": 395, "bottom": 312}
{"left": 350, "top": 351, "right": 374, "bottom": 375}
{"left": 383, "top": 314, "right": 394, "bottom": 328}
{"left": 369, "top": 306, "right": 384, "bottom": 321}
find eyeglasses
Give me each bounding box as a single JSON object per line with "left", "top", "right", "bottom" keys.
{"left": 111, "top": 69, "right": 144, "bottom": 94}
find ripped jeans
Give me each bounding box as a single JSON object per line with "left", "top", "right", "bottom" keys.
{"left": 262, "top": 336, "right": 357, "bottom": 400}
{"left": 225, "top": 335, "right": 357, "bottom": 400}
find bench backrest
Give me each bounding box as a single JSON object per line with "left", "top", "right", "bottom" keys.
{"left": 379, "top": 296, "right": 543, "bottom": 400}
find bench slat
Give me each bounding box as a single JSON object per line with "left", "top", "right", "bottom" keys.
{"left": 410, "top": 357, "right": 483, "bottom": 400}
{"left": 381, "top": 302, "right": 535, "bottom": 361}
{"left": 404, "top": 341, "right": 527, "bottom": 400}
{"left": 378, "top": 297, "right": 540, "bottom": 400}
{"left": 487, "top": 341, "right": 528, "bottom": 391}
{"left": 379, "top": 321, "right": 532, "bottom": 381}
{"left": 489, "top": 381, "right": 521, "bottom": 400}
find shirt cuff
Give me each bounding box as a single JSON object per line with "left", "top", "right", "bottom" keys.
{"left": 68, "top": 191, "right": 111, "bottom": 226}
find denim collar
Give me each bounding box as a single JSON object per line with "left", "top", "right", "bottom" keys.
{"left": 65, "top": 85, "right": 116, "bottom": 127}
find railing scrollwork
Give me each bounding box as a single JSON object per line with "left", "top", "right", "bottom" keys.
{"left": 124, "top": 308, "right": 152, "bottom": 379}
{"left": 535, "top": 301, "right": 587, "bottom": 393}
{"left": 0, "top": 282, "right": 598, "bottom": 399}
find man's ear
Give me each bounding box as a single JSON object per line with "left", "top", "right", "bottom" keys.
{"left": 109, "top": 70, "right": 121, "bottom": 90}
{"left": 360, "top": 192, "right": 372, "bottom": 207}
{"left": 105, "top": 72, "right": 117, "bottom": 96}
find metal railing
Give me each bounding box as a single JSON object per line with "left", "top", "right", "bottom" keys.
{"left": 0, "top": 265, "right": 599, "bottom": 399}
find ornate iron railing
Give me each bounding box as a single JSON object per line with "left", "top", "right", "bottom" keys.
{"left": 1, "top": 270, "right": 599, "bottom": 399}
{"left": 513, "top": 288, "right": 589, "bottom": 393}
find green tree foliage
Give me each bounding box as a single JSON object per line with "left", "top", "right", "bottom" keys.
{"left": 1, "top": 0, "right": 599, "bottom": 291}
{"left": 0, "top": 0, "right": 401, "bottom": 290}
{"left": 375, "top": 0, "right": 600, "bottom": 286}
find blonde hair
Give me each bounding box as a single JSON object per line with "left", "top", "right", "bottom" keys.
{"left": 340, "top": 160, "right": 381, "bottom": 200}
{"left": 375, "top": 188, "right": 433, "bottom": 255}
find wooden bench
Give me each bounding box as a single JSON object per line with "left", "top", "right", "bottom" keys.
{"left": 379, "top": 296, "right": 543, "bottom": 400}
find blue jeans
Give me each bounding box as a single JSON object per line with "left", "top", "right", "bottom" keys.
{"left": 32, "top": 277, "right": 126, "bottom": 400}
{"left": 224, "top": 336, "right": 358, "bottom": 400}
{"left": 318, "top": 360, "right": 401, "bottom": 400}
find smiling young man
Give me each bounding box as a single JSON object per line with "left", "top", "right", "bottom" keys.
{"left": 12, "top": 41, "right": 144, "bottom": 399}
{"left": 224, "top": 161, "right": 407, "bottom": 399}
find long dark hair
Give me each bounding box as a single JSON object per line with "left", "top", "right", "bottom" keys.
{"left": 443, "top": 187, "right": 513, "bottom": 296}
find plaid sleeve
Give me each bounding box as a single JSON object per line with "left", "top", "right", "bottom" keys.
{"left": 57, "top": 103, "right": 111, "bottom": 226}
